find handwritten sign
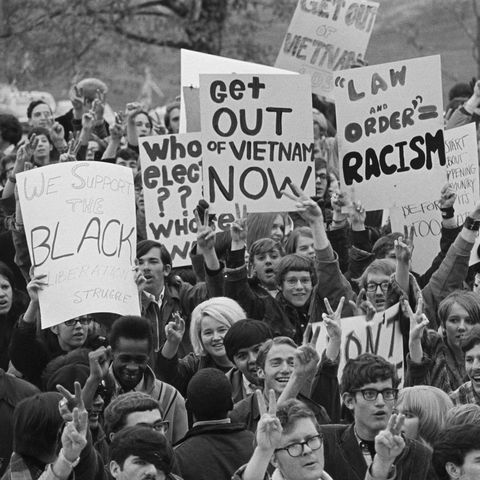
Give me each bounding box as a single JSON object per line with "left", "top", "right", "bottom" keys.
{"left": 199, "top": 73, "right": 315, "bottom": 213}
{"left": 335, "top": 55, "right": 446, "bottom": 210}
{"left": 17, "top": 162, "right": 140, "bottom": 328}
{"left": 139, "top": 133, "right": 204, "bottom": 267}
{"left": 275, "top": 0, "right": 379, "bottom": 100}
{"left": 391, "top": 123, "right": 480, "bottom": 273}
{"left": 180, "top": 49, "right": 297, "bottom": 133}
{"left": 314, "top": 303, "right": 403, "bottom": 385}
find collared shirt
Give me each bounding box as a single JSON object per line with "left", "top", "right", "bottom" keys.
{"left": 192, "top": 418, "right": 231, "bottom": 428}
{"left": 354, "top": 426, "right": 374, "bottom": 467}
{"left": 450, "top": 380, "right": 480, "bottom": 406}
{"left": 144, "top": 287, "right": 165, "bottom": 352}
{"left": 242, "top": 374, "right": 257, "bottom": 397}
{"left": 111, "top": 366, "right": 146, "bottom": 396}
{"left": 144, "top": 286, "right": 166, "bottom": 310}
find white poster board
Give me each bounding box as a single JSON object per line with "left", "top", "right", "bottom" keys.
{"left": 139, "top": 133, "right": 203, "bottom": 267}
{"left": 180, "top": 49, "right": 297, "bottom": 133}
{"left": 314, "top": 303, "right": 404, "bottom": 385}
{"left": 17, "top": 162, "right": 140, "bottom": 328}
{"left": 275, "top": 0, "right": 379, "bottom": 100}
{"left": 390, "top": 123, "right": 480, "bottom": 273}
{"left": 335, "top": 55, "right": 446, "bottom": 211}
{"left": 199, "top": 73, "right": 315, "bottom": 214}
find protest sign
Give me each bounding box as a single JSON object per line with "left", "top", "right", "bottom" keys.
{"left": 275, "top": 0, "right": 379, "bottom": 100}
{"left": 17, "top": 162, "right": 140, "bottom": 328}
{"left": 199, "top": 73, "right": 315, "bottom": 214}
{"left": 139, "top": 133, "right": 205, "bottom": 267}
{"left": 180, "top": 49, "right": 296, "bottom": 133}
{"left": 390, "top": 122, "right": 480, "bottom": 273}
{"left": 335, "top": 55, "right": 446, "bottom": 211}
{"left": 314, "top": 303, "right": 404, "bottom": 385}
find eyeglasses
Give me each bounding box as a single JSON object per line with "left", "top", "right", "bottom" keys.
{"left": 139, "top": 420, "right": 169, "bottom": 434}
{"left": 275, "top": 434, "right": 323, "bottom": 457}
{"left": 64, "top": 317, "right": 92, "bottom": 326}
{"left": 365, "top": 281, "right": 389, "bottom": 293}
{"left": 352, "top": 388, "right": 398, "bottom": 401}
{"left": 284, "top": 277, "right": 312, "bottom": 287}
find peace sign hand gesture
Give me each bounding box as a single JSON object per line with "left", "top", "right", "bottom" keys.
{"left": 322, "top": 297, "right": 344, "bottom": 341}
{"left": 374, "top": 413, "right": 406, "bottom": 464}
{"left": 195, "top": 207, "right": 216, "bottom": 255}
{"left": 231, "top": 203, "right": 248, "bottom": 248}
{"left": 256, "top": 389, "right": 283, "bottom": 452}
{"left": 282, "top": 183, "right": 323, "bottom": 225}
{"left": 164, "top": 312, "right": 185, "bottom": 346}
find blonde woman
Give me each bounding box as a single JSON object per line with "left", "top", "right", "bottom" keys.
{"left": 396, "top": 385, "right": 453, "bottom": 448}
{"left": 156, "top": 297, "right": 246, "bottom": 396}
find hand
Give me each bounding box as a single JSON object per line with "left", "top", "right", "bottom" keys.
{"left": 59, "top": 137, "right": 79, "bottom": 162}
{"left": 125, "top": 102, "right": 142, "bottom": 123}
{"left": 394, "top": 226, "right": 414, "bottom": 264}
{"left": 292, "top": 325, "right": 321, "bottom": 381}
{"left": 70, "top": 85, "right": 84, "bottom": 112}
{"left": 330, "top": 191, "right": 348, "bottom": 216}
{"left": 82, "top": 112, "right": 94, "bottom": 130}
{"left": 195, "top": 208, "right": 216, "bottom": 254}
{"left": 61, "top": 407, "right": 88, "bottom": 462}
{"left": 165, "top": 312, "right": 185, "bottom": 345}
{"left": 322, "top": 297, "right": 344, "bottom": 342}
{"left": 26, "top": 271, "right": 48, "bottom": 303}
{"left": 348, "top": 201, "right": 366, "bottom": 229}
{"left": 231, "top": 203, "right": 248, "bottom": 245}
{"left": 255, "top": 389, "right": 283, "bottom": 452}
{"left": 57, "top": 381, "right": 84, "bottom": 422}
{"left": 15, "top": 135, "right": 38, "bottom": 172}
{"left": 88, "top": 346, "right": 112, "bottom": 380}
{"left": 50, "top": 122, "right": 65, "bottom": 144}
{"left": 110, "top": 121, "right": 124, "bottom": 143}
{"left": 282, "top": 183, "right": 323, "bottom": 225}
{"left": 92, "top": 89, "right": 105, "bottom": 121}
{"left": 349, "top": 289, "right": 376, "bottom": 321}
{"left": 439, "top": 184, "right": 456, "bottom": 209}
{"left": 133, "top": 261, "right": 146, "bottom": 293}
{"left": 374, "top": 413, "right": 406, "bottom": 464}
{"left": 404, "top": 297, "right": 429, "bottom": 343}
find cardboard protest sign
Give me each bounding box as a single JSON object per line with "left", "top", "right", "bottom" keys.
{"left": 180, "top": 49, "right": 297, "bottom": 133}
{"left": 199, "top": 73, "right": 315, "bottom": 214}
{"left": 314, "top": 303, "right": 403, "bottom": 385}
{"left": 335, "top": 55, "right": 446, "bottom": 211}
{"left": 390, "top": 123, "right": 480, "bottom": 273}
{"left": 139, "top": 133, "right": 204, "bottom": 267}
{"left": 275, "top": 0, "right": 379, "bottom": 100}
{"left": 17, "top": 162, "right": 140, "bottom": 328}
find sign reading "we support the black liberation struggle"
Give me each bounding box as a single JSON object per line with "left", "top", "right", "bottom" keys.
{"left": 199, "top": 73, "right": 315, "bottom": 215}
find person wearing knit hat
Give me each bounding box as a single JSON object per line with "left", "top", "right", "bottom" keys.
{"left": 110, "top": 425, "right": 180, "bottom": 480}
{"left": 223, "top": 319, "right": 273, "bottom": 403}
{"left": 174, "top": 368, "right": 254, "bottom": 480}
{"left": 164, "top": 101, "right": 180, "bottom": 134}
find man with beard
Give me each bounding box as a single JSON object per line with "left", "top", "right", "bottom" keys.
{"left": 107, "top": 315, "right": 187, "bottom": 445}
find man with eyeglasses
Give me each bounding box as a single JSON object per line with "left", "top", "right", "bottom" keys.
{"left": 321, "top": 353, "right": 436, "bottom": 480}
{"left": 234, "top": 393, "right": 407, "bottom": 480}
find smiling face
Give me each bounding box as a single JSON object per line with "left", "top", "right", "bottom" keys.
{"left": 258, "top": 343, "right": 296, "bottom": 397}
{"left": 343, "top": 379, "right": 395, "bottom": 440}
{"left": 233, "top": 343, "right": 263, "bottom": 384}
{"left": 444, "top": 303, "right": 477, "bottom": 350}
{"left": 280, "top": 270, "right": 313, "bottom": 308}
{"left": 200, "top": 315, "right": 229, "bottom": 359}
{"left": 272, "top": 417, "right": 324, "bottom": 480}
{"left": 112, "top": 337, "right": 150, "bottom": 391}
{"left": 465, "top": 343, "right": 480, "bottom": 394}
{"left": 0, "top": 274, "right": 13, "bottom": 315}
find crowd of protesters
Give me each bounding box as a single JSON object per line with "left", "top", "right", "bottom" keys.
{"left": 1, "top": 69, "right": 480, "bottom": 480}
